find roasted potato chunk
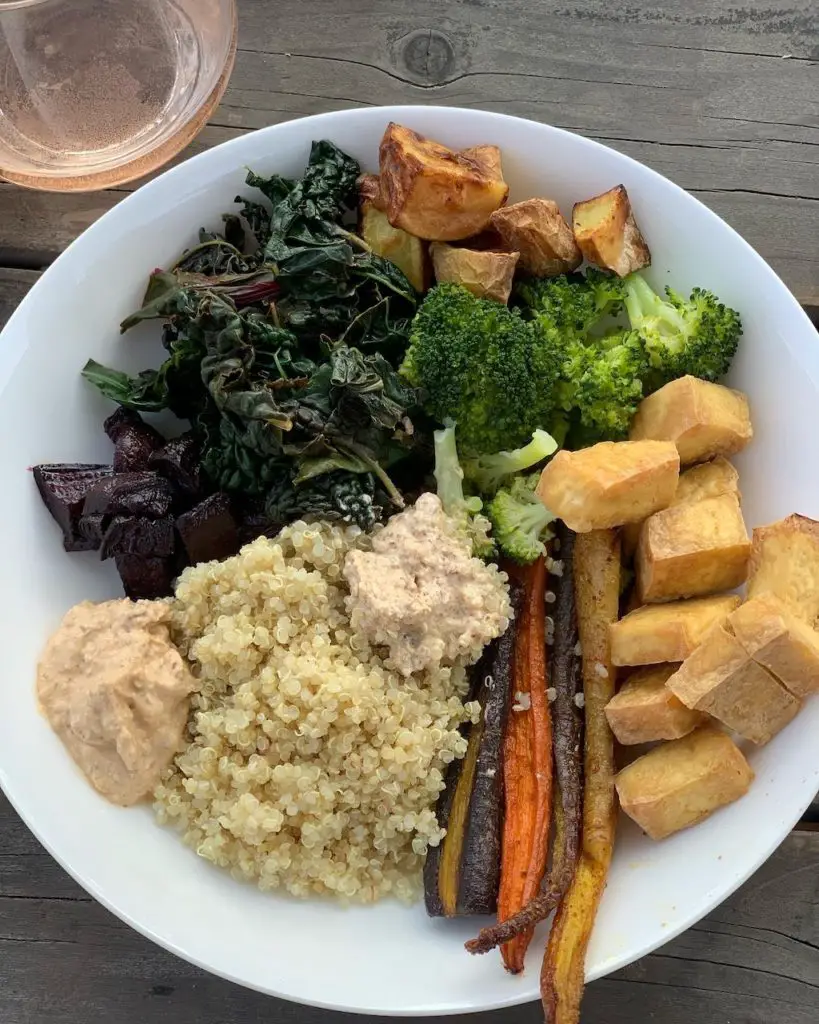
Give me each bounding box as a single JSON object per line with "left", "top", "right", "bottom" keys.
{"left": 358, "top": 173, "right": 386, "bottom": 210}
{"left": 729, "top": 594, "right": 819, "bottom": 699}
{"left": 610, "top": 594, "right": 741, "bottom": 667}
{"left": 630, "top": 376, "right": 753, "bottom": 465}
{"left": 747, "top": 514, "right": 819, "bottom": 624}
{"left": 430, "top": 243, "right": 519, "bottom": 303}
{"left": 536, "top": 440, "right": 679, "bottom": 533}
{"left": 360, "top": 201, "right": 429, "bottom": 292}
{"left": 666, "top": 625, "right": 799, "bottom": 745}
{"left": 615, "top": 726, "right": 753, "bottom": 840}
{"left": 636, "top": 493, "right": 751, "bottom": 603}
{"left": 489, "top": 198, "right": 582, "bottom": 277}
{"left": 572, "top": 185, "right": 651, "bottom": 277}
{"left": 378, "top": 123, "right": 509, "bottom": 242}
{"left": 605, "top": 664, "right": 704, "bottom": 745}
{"left": 622, "top": 457, "right": 740, "bottom": 559}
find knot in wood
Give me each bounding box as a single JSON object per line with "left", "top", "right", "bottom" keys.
{"left": 397, "top": 30, "right": 457, "bottom": 85}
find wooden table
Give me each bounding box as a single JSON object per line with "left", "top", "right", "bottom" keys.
{"left": 1, "top": 2, "right": 817, "bottom": 1022}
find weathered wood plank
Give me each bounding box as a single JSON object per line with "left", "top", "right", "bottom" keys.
{"left": 1, "top": 791, "right": 818, "bottom": 1024}
{"left": 0, "top": 268, "right": 38, "bottom": 328}
{"left": 0, "top": 0, "right": 816, "bottom": 300}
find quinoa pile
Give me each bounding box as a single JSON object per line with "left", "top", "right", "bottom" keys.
{"left": 154, "top": 520, "right": 510, "bottom": 903}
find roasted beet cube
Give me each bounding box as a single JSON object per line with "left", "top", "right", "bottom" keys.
{"left": 149, "top": 432, "right": 203, "bottom": 499}
{"left": 33, "top": 464, "right": 113, "bottom": 552}
{"left": 115, "top": 554, "right": 175, "bottom": 600}
{"left": 176, "top": 493, "right": 240, "bottom": 565}
{"left": 83, "top": 472, "right": 173, "bottom": 519}
{"left": 101, "top": 516, "right": 176, "bottom": 561}
{"left": 77, "top": 513, "right": 108, "bottom": 550}
{"left": 104, "top": 408, "right": 165, "bottom": 473}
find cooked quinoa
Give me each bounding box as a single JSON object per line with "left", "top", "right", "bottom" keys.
{"left": 154, "top": 520, "right": 509, "bottom": 903}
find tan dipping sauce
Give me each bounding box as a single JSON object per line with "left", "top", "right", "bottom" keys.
{"left": 37, "top": 599, "right": 195, "bottom": 806}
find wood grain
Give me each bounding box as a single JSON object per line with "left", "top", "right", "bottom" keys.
{"left": 0, "top": 0, "right": 816, "bottom": 301}
{"left": 1, "top": 791, "right": 818, "bottom": 1024}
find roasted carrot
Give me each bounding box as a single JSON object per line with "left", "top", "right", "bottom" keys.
{"left": 541, "top": 529, "right": 620, "bottom": 1024}
{"left": 496, "top": 555, "right": 553, "bottom": 973}
{"left": 466, "top": 525, "right": 582, "bottom": 955}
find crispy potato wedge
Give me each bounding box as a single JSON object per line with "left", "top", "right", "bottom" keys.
{"left": 747, "top": 514, "right": 819, "bottom": 624}
{"left": 378, "top": 123, "right": 509, "bottom": 242}
{"left": 430, "top": 243, "right": 519, "bottom": 303}
{"left": 666, "top": 624, "right": 799, "bottom": 745}
{"left": 572, "top": 185, "right": 651, "bottom": 277}
{"left": 610, "top": 593, "right": 741, "bottom": 667}
{"left": 541, "top": 530, "right": 620, "bottom": 1024}
{"left": 636, "top": 493, "right": 751, "bottom": 603}
{"left": 490, "top": 198, "right": 582, "bottom": 277}
{"left": 360, "top": 200, "right": 429, "bottom": 292}
{"left": 729, "top": 594, "right": 819, "bottom": 699}
{"left": 460, "top": 144, "right": 504, "bottom": 180}
{"left": 358, "top": 173, "right": 386, "bottom": 211}
{"left": 630, "top": 376, "right": 753, "bottom": 465}
{"left": 536, "top": 440, "right": 679, "bottom": 533}
{"left": 605, "top": 664, "right": 704, "bottom": 745}
{"left": 615, "top": 726, "right": 753, "bottom": 840}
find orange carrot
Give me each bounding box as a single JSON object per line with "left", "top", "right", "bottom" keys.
{"left": 497, "top": 556, "right": 553, "bottom": 973}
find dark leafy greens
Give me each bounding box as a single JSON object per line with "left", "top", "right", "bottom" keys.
{"left": 82, "top": 139, "right": 425, "bottom": 531}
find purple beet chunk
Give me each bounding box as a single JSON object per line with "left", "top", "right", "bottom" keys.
{"left": 77, "top": 513, "right": 108, "bottom": 550}
{"left": 176, "top": 493, "right": 240, "bottom": 565}
{"left": 105, "top": 408, "right": 165, "bottom": 473}
{"left": 100, "top": 516, "right": 176, "bottom": 561}
{"left": 149, "top": 432, "right": 203, "bottom": 499}
{"left": 235, "top": 496, "right": 278, "bottom": 544}
{"left": 115, "top": 554, "right": 174, "bottom": 600}
{"left": 83, "top": 472, "right": 173, "bottom": 519}
{"left": 33, "top": 464, "right": 113, "bottom": 552}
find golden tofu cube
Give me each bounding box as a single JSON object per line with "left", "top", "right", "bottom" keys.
{"left": 636, "top": 493, "right": 751, "bottom": 603}
{"left": 622, "top": 457, "right": 741, "bottom": 560}
{"left": 630, "top": 376, "right": 753, "bottom": 465}
{"left": 610, "top": 594, "right": 741, "bottom": 667}
{"left": 430, "top": 243, "right": 519, "bottom": 304}
{"left": 605, "top": 664, "right": 704, "bottom": 745}
{"left": 729, "top": 594, "right": 819, "bottom": 699}
{"left": 572, "top": 185, "right": 651, "bottom": 277}
{"left": 489, "top": 198, "right": 582, "bottom": 277}
{"left": 747, "top": 514, "right": 819, "bottom": 624}
{"left": 666, "top": 625, "right": 799, "bottom": 745}
{"left": 615, "top": 725, "right": 753, "bottom": 840}
{"left": 536, "top": 440, "right": 679, "bottom": 533}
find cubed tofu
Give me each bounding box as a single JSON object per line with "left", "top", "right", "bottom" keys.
{"left": 666, "top": 625, "right": 799, "bottom": 745}
{"left": 572, "top": 185, "right": 651, "bottom": 277}
{"left": 747, "top": 514, "right": 819, "bottom": 624}
{"left": 615, "top": 725, "right": 753, "bottom": 840}
{"left": 636, "top": 494, "right": 751, "bottom": 603}
{"left": 430, "top": 243, "right": 519, "bottom": 303}
{"left": 489, "top": 198, "right": 582, "bottom": 277}
{"left": 605, "top": 664, "right": 704, "bottom": 745}
{"left": 610, "top": 594, "right": 741, "bottom": 666}
{"left": 630, "top": 377, "right": 753, "bottom": 465}
{"left": 622, "top": 457, "right": 741, "bottom": 560}
{"left": 536, "top": 440, "right": 679, "bottom": 533}
{"left": 729, "top": 594, "right": 819, "bottom": 699}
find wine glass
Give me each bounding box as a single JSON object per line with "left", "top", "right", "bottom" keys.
{"left": 0, "top": 0, "right": 237, "bottom": 191}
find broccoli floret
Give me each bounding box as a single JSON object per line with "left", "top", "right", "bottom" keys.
{"left": 402, "top": 284, "right": 563, "bottom": 456}
{"left": 624, "top": 273, "right": 742, "bottom": 388}
{"left": 462, "top": 429, "right": 559, "bottom": 495}
{"left": 487, "top": 473, "right": 555, "bottom": 565}
{"left": 515, "top": 269, "right": 625, "bottom": 336}
{"left": 562, "top": 330, "right": 650, "bottom": 442}
{"left": 433, "top": 423, "right": 495, "bottom": 558}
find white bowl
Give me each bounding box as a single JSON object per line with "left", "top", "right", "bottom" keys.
{"left": 1, "top": 106, "right": 817, "bottom": 1016}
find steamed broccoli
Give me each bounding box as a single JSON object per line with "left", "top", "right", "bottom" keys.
{"left": 433, "top": 423, "right": 495, "bottom": 558}
{"left": 462, "top": 429, "right": 559, "bottom": 495}
{"left": 402, "top": 284, "right": 563, "bottom": 456}
{"left": 561, "top": 329, "right": 650, "bottom": 442}
{"left": 624, "top": 273, "right": 742, "bottom": 388}
{"left": 515, "top": 268, "right": 626, "bottom": 336}
{"left": 487, "top": 473, "right": 555, "bottom": 564}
